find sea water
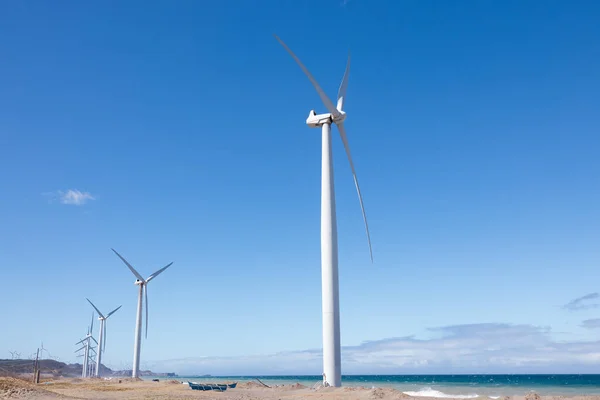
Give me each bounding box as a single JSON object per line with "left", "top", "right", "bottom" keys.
{"left": 145, "top": 374, "right": 600, "bottom": 397}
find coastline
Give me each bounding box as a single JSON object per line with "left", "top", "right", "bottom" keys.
{"left": 142, "top": 375, "right": 600, "bottom": 397}
{"left": 4, "top": 376, "right": 600, "bottom": 399}
{"left": 5, "top": 377, "right": 600, "bottom": 400}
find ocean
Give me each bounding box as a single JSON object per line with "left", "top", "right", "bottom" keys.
{"left": 147, "top": 375, "right": 600, "bottom": 397}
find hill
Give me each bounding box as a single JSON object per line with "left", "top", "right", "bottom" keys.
{"left": 0, "top": 359, "right": 176, "bottom": 378}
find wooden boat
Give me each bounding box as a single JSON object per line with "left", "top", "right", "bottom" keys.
{"left": 198, "top": 382, "right": 233, "bottom": 390}
{"left": 187, "top": 382, "right": 227, "bottom": 392}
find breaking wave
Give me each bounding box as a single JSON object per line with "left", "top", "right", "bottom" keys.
{"left": 403, "top": 387, "right": 480, "bottom": 398}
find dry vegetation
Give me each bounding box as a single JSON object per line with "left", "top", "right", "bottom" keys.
{"left": 0, "top": 377, "right": 61, "bottom": 399}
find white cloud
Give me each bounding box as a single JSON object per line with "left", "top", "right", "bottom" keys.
{"left": 60, "top": 189, "right": 95, "bottom": 205}
{"left": 145, "top": 323, "right": 600, "bottom": 376}
{"left": 44, "top": 189, "right": 96, "bottom": 206}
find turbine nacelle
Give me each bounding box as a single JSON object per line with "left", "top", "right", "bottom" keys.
{"left": 134, "top": 279, "right": 143, "bottom": 285}
{"left": 306, "top": 110, "right": 346, "bottom": 128}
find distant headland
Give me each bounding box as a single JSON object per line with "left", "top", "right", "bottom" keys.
{"left": 0, "top": 359, "right": 177, "bottom": 378}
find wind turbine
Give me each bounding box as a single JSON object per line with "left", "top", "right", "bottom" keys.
{"left": 74, "top": 345, "right": 88, "bottom": 377}
{"left": 75, "top": 312, "right": 97, "bottom": 377}
{"left": 274, "top": 35, "right": 373, "bottom": 388}
{"left": 88, "top": 347, "right": 97, "bottom": 377}
{"left": 84, "top": 345, "right": 97, "bottom": 377}
{"left": 39, "top": 342, "right": 49, "bottom": 359}
{"left": 86, "top": 298, "right": 121, "bottom": 377}
{"left": 111, "top": 248, "right": 173, "bottom": 379}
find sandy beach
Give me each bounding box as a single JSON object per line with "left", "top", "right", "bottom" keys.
{"left": 3, "top": 377, "right": 600, "bottom": 400}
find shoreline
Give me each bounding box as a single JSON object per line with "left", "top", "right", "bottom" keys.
{"left": 4, "top": 376, "right": 600, "bottom": 399}
{"left": 142, "top": 375, "right": 600, "bottom": 397}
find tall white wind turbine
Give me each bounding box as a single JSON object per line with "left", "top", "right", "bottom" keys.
{"left": 111, "top": 248, "right": 173, "bottom": 379}
{"left": 86, "top": 299, "right": 121, "bottom": 377}
{"left": 274, "top": 35, "right": 373, "bottom": 388}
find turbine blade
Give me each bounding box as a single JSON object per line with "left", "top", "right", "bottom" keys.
{"left": 90, "top": 312, "right": 94, "bottom": 333}
{"left": 86, "top": 298, "right": 105, "bottom": 319}
{"left": 91, "top": 336, "right": 98, "bottom": 345}
{"left": 75, "top": 346, "right": 85, "bottom": 353}
{"left": 336, "top": 122, "right": 373, "bottom": 262}
{"left": 144, "top": 285, "right": 149, "bottom": 339}
{"left": 111, "top": 248, "right": 145, "bottom": 282}
{"left": 274, "top": 34, "right": 341, "bottom": 118}
{"left": 336, "top": 52, "right": 350, "bottom": 111}
{"left": 106, "top": 305, "right": 122, "bottom": 319}
{"left": 75, "top": 338, "right": 86, "bottom": 346}
{"left": 146, "top": 262, "right": 173, "bottom": 283}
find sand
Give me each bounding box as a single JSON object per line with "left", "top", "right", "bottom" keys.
{"left": 2, "top": 377, "right": 600, "bottom": 400}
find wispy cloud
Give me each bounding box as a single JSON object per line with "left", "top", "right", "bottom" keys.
{"left": 145, "top": 323, "right": 600, "bottom": 376}
{"left": 581, "top": 319, "right": 600, "bottom": 329}
{"left": 43, "top": 189, "right": 96, "bottom": 206}
{"left": 564, "top": 293, "right": 599, "bottom": 311}
{"left": 60, "top": 189, "right": 95, "bottom": 205}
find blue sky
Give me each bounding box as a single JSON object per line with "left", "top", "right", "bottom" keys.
{"left": 1, "top": 0, "right": 600, "bottom": 374}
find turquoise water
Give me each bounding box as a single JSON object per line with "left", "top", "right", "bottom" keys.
{"left": 145, "top": 375, "right": 600, "bottom": 397}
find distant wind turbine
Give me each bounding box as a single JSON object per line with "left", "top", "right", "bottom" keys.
{"left": 86, "top": 298, "right": 121, "bottom": 377}
{"left": 274, "top": 35, "right": 373, "bottom": 388}
{"left": 75, "top": 312, "right": 98, "bottom": 378}
{"left": 87, "top": 346, "right": 97, "bottom": 377}
{"left": 39, "top": 342, "right": 48, "bottom": 359}
{"left": 111, "top": 248, "right": 173, "bottom": 379}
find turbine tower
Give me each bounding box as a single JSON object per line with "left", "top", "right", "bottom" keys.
{"left": 86, "top": 299, "right": 122, "bottom": 377}
{"left": 111, "top": 248, "right": 173, "bottom": 379}
{"left": 274, "top": 35, "right": 373, "bottom": 388}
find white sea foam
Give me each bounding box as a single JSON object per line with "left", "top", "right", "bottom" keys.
{"left": 403, "top": 387, "right": 479, "bottom": 399}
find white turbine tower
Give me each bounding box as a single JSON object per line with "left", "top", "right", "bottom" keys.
{"left": 86, "top": 299, "right": 121, "bottom": 377}
{"left": 274, "top": 35, "right": 373, "bottom": 388}
{"left": 111, "top": 248, "right": 173, "bottom": 379}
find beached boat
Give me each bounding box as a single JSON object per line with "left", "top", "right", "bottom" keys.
{"left": 199, "top": 382, "right": 234, "bottom": 390}
{"left": 187, "top": 382, "right": 228, "bottom": 391}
